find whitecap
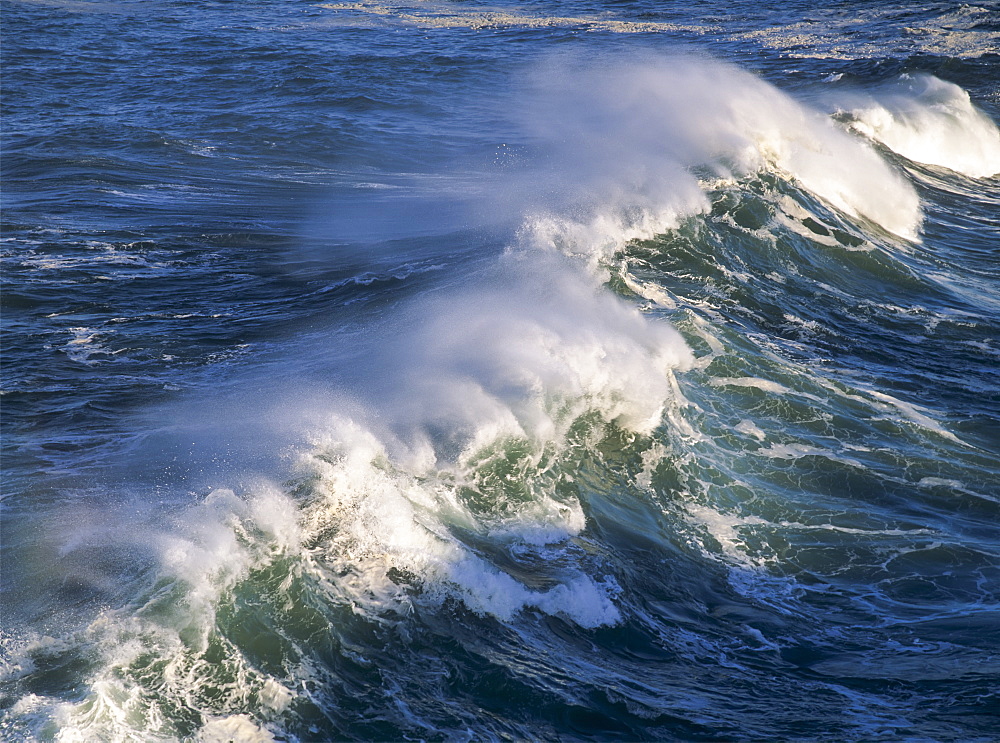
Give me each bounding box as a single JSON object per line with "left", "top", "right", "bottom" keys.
{"left": 829, "top": 74, "right": 1000, "bottom": 178}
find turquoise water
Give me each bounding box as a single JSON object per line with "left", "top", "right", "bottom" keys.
{"left": 3, "top": 1, "right": 999, "bottom": 740}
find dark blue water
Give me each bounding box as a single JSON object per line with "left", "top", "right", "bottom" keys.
{"left": 3, "top": 1, "right": 1000, "bottom": 740}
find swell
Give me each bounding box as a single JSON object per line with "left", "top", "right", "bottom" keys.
{"left": 3, "top": 54, "right": 1000, "bottom": 742}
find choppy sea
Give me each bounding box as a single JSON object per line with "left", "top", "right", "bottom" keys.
{"left": 3, "top": 1, "right": 1000, "bottom": 740}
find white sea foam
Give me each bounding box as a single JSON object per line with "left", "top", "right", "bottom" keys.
{"left": 775, "top": 520, "right": 934, "bottom": 538}
{"left": 733, "top": 5, "right": 1000, "bottom": 61}
{"left": 200, "top": 715, "right": 277, "bottom": 743}
{"left": 274, "top": 126, "right": 708, "bottom": 624}
{"left": 298, "top": 418, "right": 621, "bottom": 627}
{"left": 756, "top": 442, "right": 867, "bottom": 470}
{"left": 917, "top": 478, "right": 997, "bottom": 505}
{"left": 735, "top": 419, "right": 767, "bottom": 442}
{"left": 293, "top": 250, "right": 694, "bottom": 628}
{"left": 31, "top": 487, "right": 301, "bottom": 742}
{"left": 708, "top": 376, "right": 825, "bottom": 405}
{"left": 518, "top": 55, "right": 923, "bottom": 248}
{"left": 867, "top": 389, "right": 964, "bottom": 445}
{"left": 830, "top": 74, "right": 1000, "bottom": 178}
{"left": 20, "top": 54, "right": 959, "bottom": 743}
{"left": 622, "top": 274, "right": 679, "bottom": 309}
{"left": 63, "top": 327, "right": 115, "bottom": 364}
{"left": 708, "top": 377, "right": 794, "bottom": 395}
{"left": 373, "top": 254, "right": 694, "bottom": 446}
{"left": 684, "top": 504, "right": 770, "bottom": 569}
{"left": 317, "top": 2, "right": 719, "bottom": 34}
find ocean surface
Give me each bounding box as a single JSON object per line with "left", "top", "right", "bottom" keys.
{"left": 3, "top": 1, "right": 1000, "bottom": 740}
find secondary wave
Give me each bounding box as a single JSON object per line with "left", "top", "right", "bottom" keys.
{"left": 826, "top": 73, "right": 1000, "bottom": 178}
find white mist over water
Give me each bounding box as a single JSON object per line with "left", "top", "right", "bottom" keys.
{"left": 289, "top": 247, "right": 694, "bottom": 628}
{"left": 275, "top": 55, "right": 936, "bottom": 634}
{"left": 827, "top": 74, "right": 1000, "bottom": 178}
{"left": 12, "top": 52, "right": 962, "bottom": 741}
{"left": 517, "top": 54, "right": 924, "bottom": 247}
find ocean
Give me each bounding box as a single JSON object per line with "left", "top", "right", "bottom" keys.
{"left": 2, "top": 1, "right": 999, "bottom": 740}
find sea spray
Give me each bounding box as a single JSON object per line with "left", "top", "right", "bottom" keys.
{"left": 4, "top": 22, "right": 998, "bottom": 739}
{"left": 287, "top": 241, "right": 696, "bottom": 623}
{"left": 826, "top": 73, "right": 1000, "bottom": 178}
{"left": 517, "top": 55, "right": 923, "bottom": 249}
{"left": 3, "top": 487, "right": 299, "bottom": 742}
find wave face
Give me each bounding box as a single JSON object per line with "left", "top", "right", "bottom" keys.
{"left": 3, "top": 2, "right": 999, "bottom": 741}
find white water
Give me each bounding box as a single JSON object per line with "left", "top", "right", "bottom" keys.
{"left": 517, "top": 55, "right": 923, "bottom": 248}
{"left": 282, "top": 54, "right": 937, "bottom": 636}
{"left": 12, "top": 54, "right": 983, "bottom": 742}
{"left": 828, "top": 74, "right": 1000, "bottom": 178}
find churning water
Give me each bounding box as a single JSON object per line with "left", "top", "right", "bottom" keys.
{"left": 3, "top": 1, "right": 1000, "bottom": 740}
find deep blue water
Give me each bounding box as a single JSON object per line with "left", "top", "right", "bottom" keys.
{"left": 3, "top": 1, "right": 1000, "bottom": 740}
